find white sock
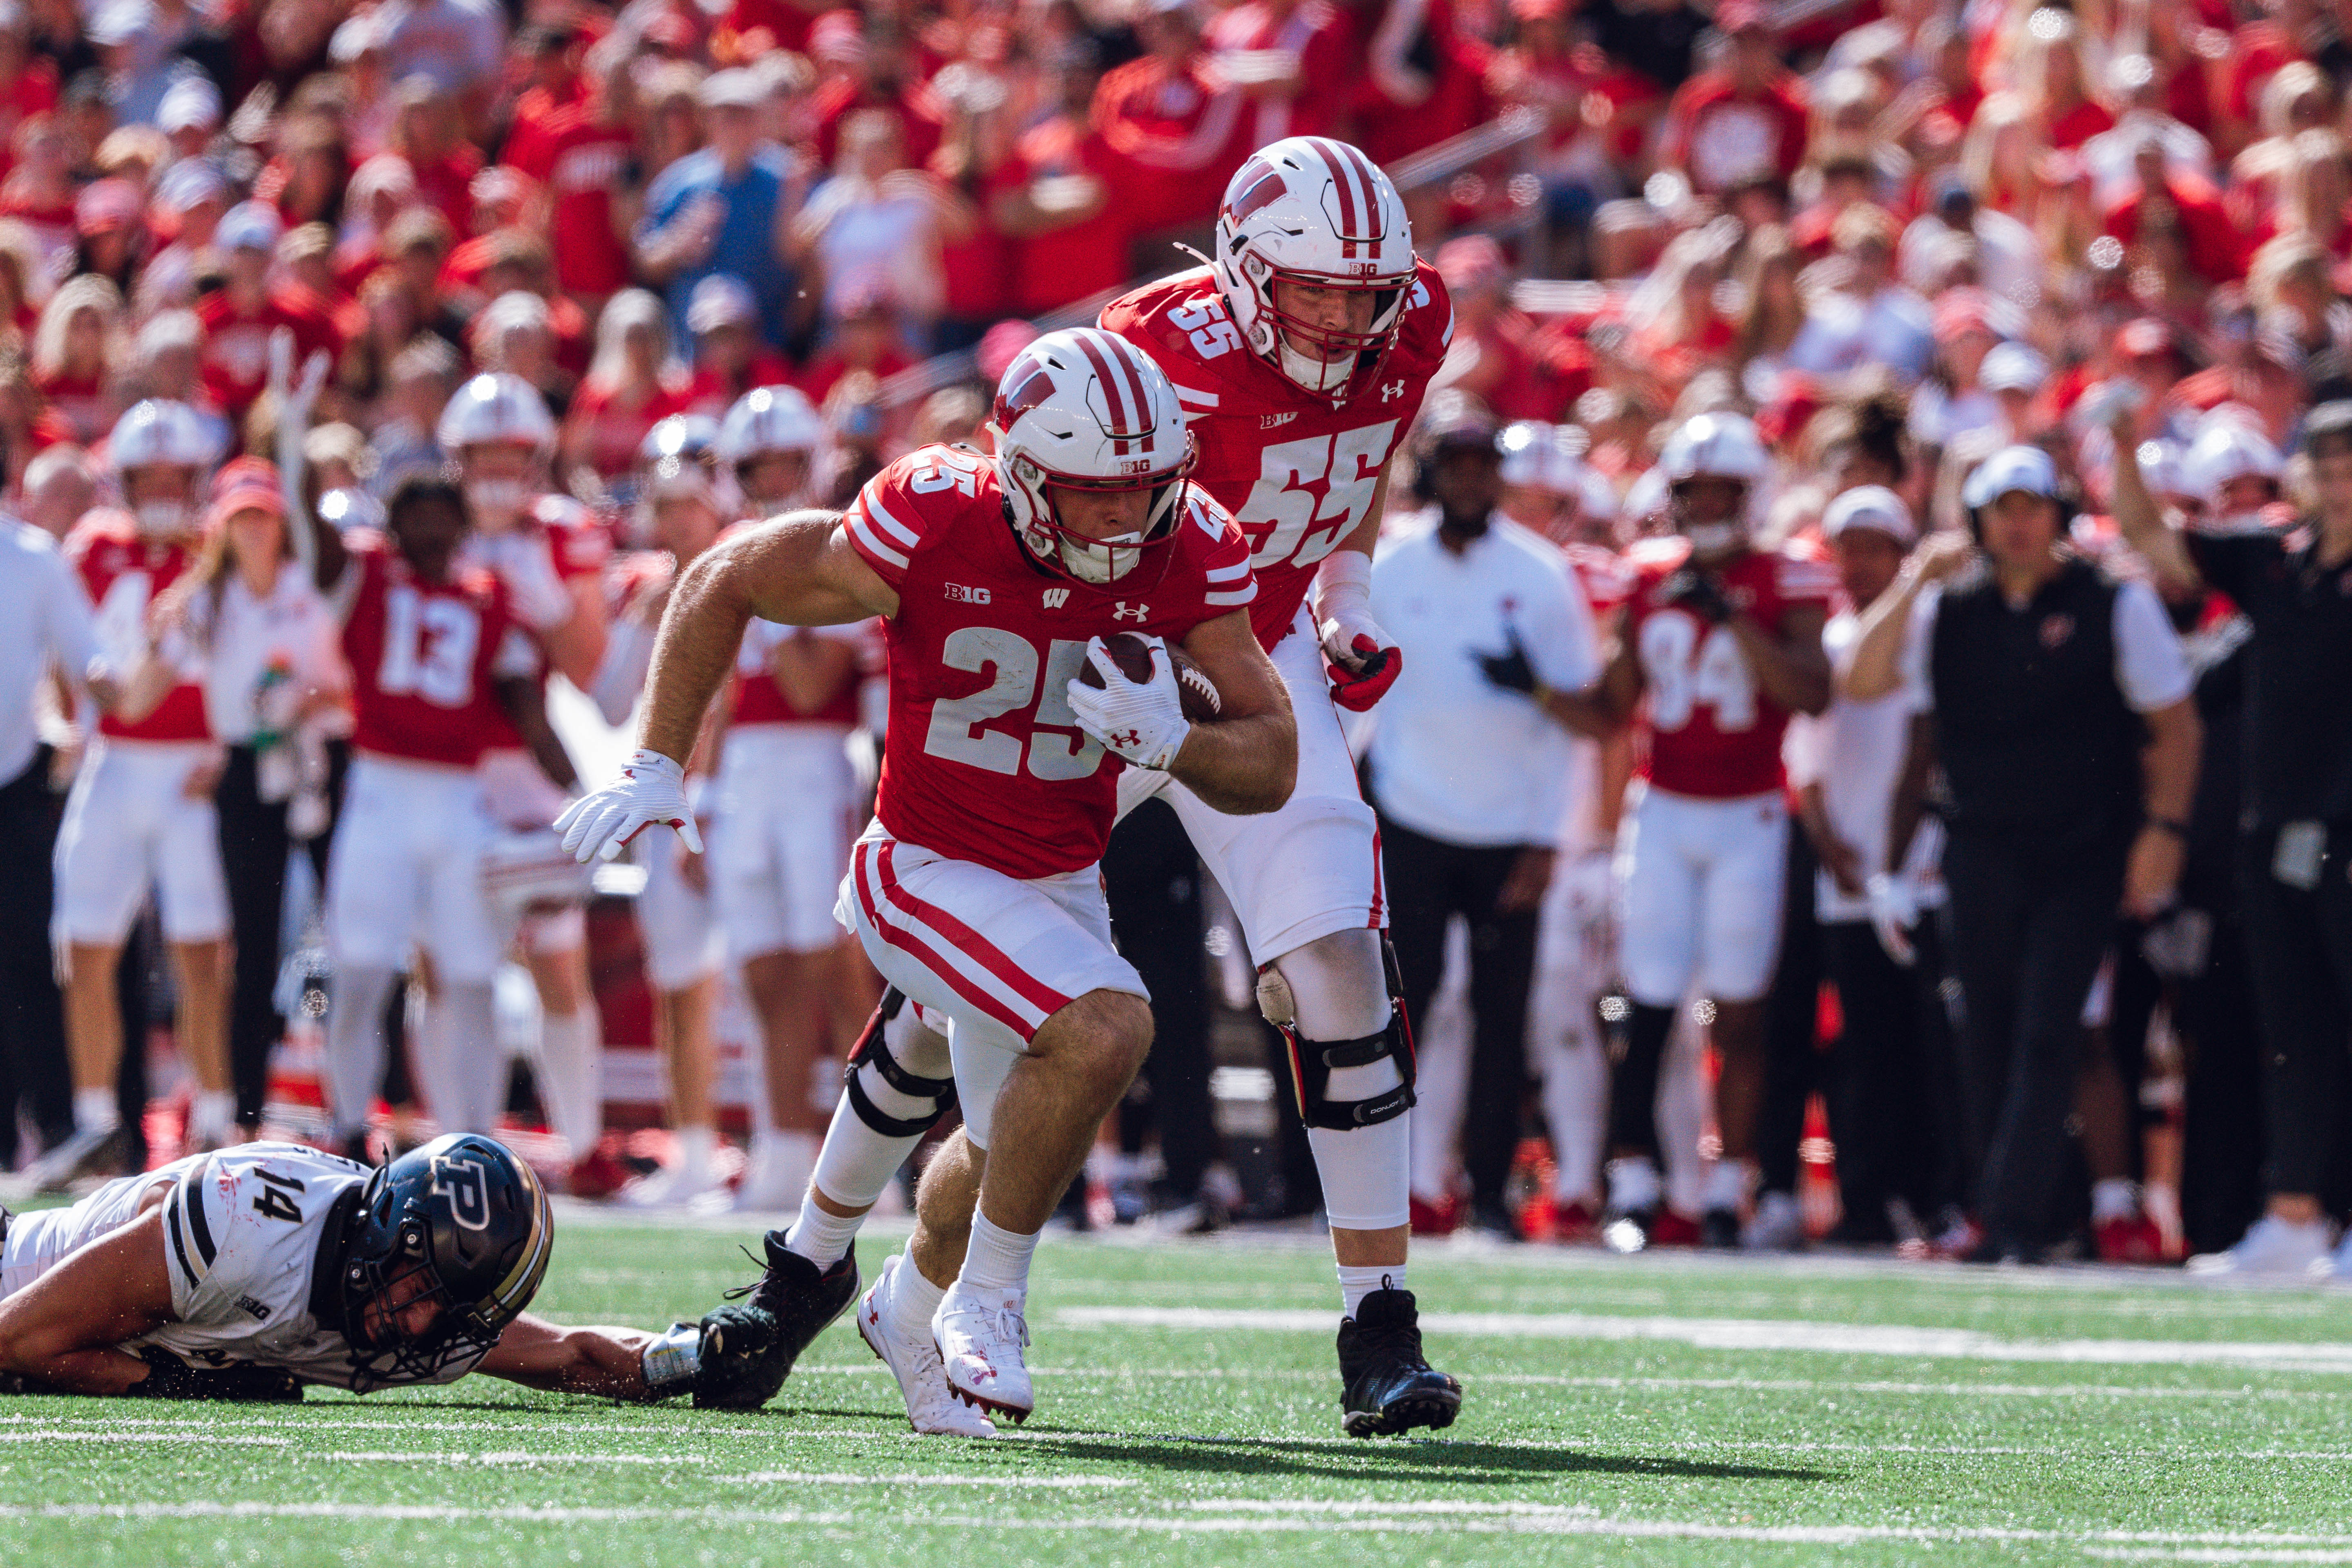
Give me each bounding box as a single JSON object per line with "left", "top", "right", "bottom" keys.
{"left": 535, "top": 1008, "right": 604, "bottom": 1156}
{"left": 1337, "top": 1263, "right": 1403, "bottom": 1318}
{"left": 2091, "top": 1177, "right": 2140, "bottom": 1224}
{"left": 188, "top": 1089, "right": 236, "bottom": 1144}
{"left": 1704, "top": 1158, "right": 1755, "bottom": 1212}
{"left": 1607, "top": 1156, "right": 1661, "bottom": 1212}
{"left": 73, "top": 1087, "right": 120, "bottom": 1136}
{"left": 784, "top": 1190, "right": 865, "bottom": 1269}
{"left": 673, "top": 1124, "right": 716, "bottom": 1179}
{"left": 957, "top": 1208, "right": 1040, "bottom": 1296}
{"left": 884, "top": 1253, "right": 949, "bottom": 1342}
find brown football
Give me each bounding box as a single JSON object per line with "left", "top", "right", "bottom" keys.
{"left": 1077, "top": 631, "right": 1223, "bottom": 721}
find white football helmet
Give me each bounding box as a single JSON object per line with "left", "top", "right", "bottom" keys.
{"left": 437, "top": 372, "right": 557, "bottom": 455}
{"left": 988, "top": 327, "right": 1196, "bottom": 587}
{"left": 1210, "top": 136, "right": 1417, "bottom": 407}
{"left": 1657, "top": 412, "right": 1769, "bottom": 556}
{"left": 639, "top": 413, "right": 720, "bottom": 468}
{"left": 109, "top": 399, "right": 219, "bottom": 536}
{"left": 2182, "top": 417, "right": 2283, "bottom": 520}
{"left": 717, "top": 385, "right": 823, "bottom": 513}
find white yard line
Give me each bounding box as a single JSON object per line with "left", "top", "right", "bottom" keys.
{"left": 312, "top": 1450, "right": 704, "bottom": 1466}
{"left": 1054, "top": 1305, "right": 2352, "bottom": 1374}
{"left": 0, "top": 1432, "right": 289, "bottom": 1446}
{"left": 713, "top": 1472, "right": 1137, "bottom": 1488}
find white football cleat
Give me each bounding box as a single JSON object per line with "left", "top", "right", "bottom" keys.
{"left": 731, "top": 1133, "right": 814, "bottom": 1213}
{"left": 856, "top": 1256, "right": 997, "bottom": 1438}
{"left": 2187, "top": 1214, "right": 2334, "bottom": 1279}
{"left": 932, "top": 1282, "right": 1034, "bottom": 1424}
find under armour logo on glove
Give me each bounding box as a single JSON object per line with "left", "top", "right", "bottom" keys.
{"left": 1066, "top": 637, "right": 1191, "bottom": 772}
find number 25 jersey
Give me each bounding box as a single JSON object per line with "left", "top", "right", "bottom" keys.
{"left": 843, "top": 445, "right": 1256, "bottom": 880}
{"left": 1623, "top": 538, "right": 1836, "bottom": 799}
{"left": 1100, "top": 260, "right": 1452, "bottom": 650}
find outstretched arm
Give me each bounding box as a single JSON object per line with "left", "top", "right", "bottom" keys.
{"left": 0, "top": 1206, "right": 176, "bottom": 1394}
{"left": 638, "top": 511, "right": 899, "bottom": 767}
{"left": 1842, "top": 533, "right": 1973, "bottom": 702}
{"left": 474, "top": 1315, "right": 662, "bottom": 1400}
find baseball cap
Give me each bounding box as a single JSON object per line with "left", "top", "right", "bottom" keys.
{"left": 204, "top": 457, "right": 287, "bottom": 531}
{"left": 156, "top": 158, "right": 227, "bottom": 214}
{"left": 1980, "top": 342, "right": 2049, "bottom": 395}
{"left": 686, "top": 274, "right": 758, "bottom": 335}
{"left": 698, "top": 67, "right": 766, "bottom": 110}
{"left": 75, "top": 178, "right": 141, "bottom": 236}
{"left": 157, "top": 74, "right": 221, "bottom": 133}
{"left": 1962, "top": 445, "right": 2061, "bottom": 509}
{"left": 217, "top": 200, "right": 284, "bottom": 254}
{"left": 87, "top": 0, "right": 151, "bottom": 47}
{"left": 1822, "top": 484, "right": 1918, "bottom": 544}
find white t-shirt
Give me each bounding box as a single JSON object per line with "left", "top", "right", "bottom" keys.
{"left": 1367, "top": 517, "right": 1601, "bottom": 848}
{"left": 1902, "top": 571, "right": 2195, "bottom": 716}
{"left": 1789, "top": 607, "right": 1945, "bottom": 924}
{"left": 179, "top": 567, "right": 344, "bottom": 745}
{"left": 0, "top": 519, "right": 99, "bottom": 782}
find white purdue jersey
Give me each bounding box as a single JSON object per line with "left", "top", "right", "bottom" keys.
{"left": 0, "top": 1143, "right": 491, "bottom": 1393}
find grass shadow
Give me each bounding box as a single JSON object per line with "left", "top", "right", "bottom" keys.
{"left": 1008, "top": 1430, "right": 1834, "bottom": 1485}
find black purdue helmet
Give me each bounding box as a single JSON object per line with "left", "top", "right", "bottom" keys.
{"left": 338, "top": 1134, "right": 553, "bottom": 1386}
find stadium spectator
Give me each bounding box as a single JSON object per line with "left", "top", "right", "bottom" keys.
{"left": 1843, "top": 446, "right": 2200, "bottom": 1262}
{"left": 789, "top": 106, "right": 969, "bottom": 342}
{"left": 1370, "top": 401, "right": 1606, "bottom": 1241}
{"left": 634, "top": 67, "right": 802, "bottom": 354}
{"left": 1657, "top": 2, "right": 1808, "bottom": 199}
{"left": 1093, "top": 0, "right": 1242, "bottom": 242}
{"left": 559, "top": 289, "right": 691, "bottom": 491}
{"left": 988, "top": 44, "right": 1134, "bottom": 318}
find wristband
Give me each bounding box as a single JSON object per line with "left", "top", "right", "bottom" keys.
{"left": 641, "top": 1321, "right": 702, "bottom": 1399}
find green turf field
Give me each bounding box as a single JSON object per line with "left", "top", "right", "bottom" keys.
{"left": 10, "top": 1204, "right": 2352, "bottom": 1566}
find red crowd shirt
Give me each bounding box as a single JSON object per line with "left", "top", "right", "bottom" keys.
{"left": 563, "top": 379, "right": 694, "bottom": 481}
{"left": 70, "top": 515, "right": 210, "bottom": 743}
{"left": 504, "top": 105, "right": 635, "bottom": 299}
{"left": 1101, "top": 259, "right": 1453, "bottom": 650}
{"left": 1622, "top": 537, "right": 1837, "bottom": 799}
{"left": 1204, "top": 0, "right": 1358, "bottom": 149}
{"left": 992, "top": 115, "right": 1136, "bottom": 315}
{"left": 841, "top": 443, "right": 1256, "bottom": 879}
{"left": 340, "top": 533, "right": 523, "bottom": 768}
{"left": 1659, "top": 72, "right": 1810, "bottom": 194}
{"left": 197, "top": 287, "right": 345, "bottom": 422}
{"left": 1093, "top": 52, "right": 1247, "bottom": 232}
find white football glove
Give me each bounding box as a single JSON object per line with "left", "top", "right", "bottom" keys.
{"left": 1065, "top": 635, "right": 1191, "bottom": 772}
{"left": 555, "top": 749, "right": 704, "bottom": 863}
{"left": 1864, "top": 871, "right": 1920, "bottom": 968}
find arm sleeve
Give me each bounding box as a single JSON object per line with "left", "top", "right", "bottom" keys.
{"left": 2112, "top": 578, "right": 2195, "bottom": 712}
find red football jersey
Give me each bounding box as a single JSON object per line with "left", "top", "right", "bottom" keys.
{"left": 843, "top": 443, "right": 1256, "bottom": 879}
{"left": 340, "top": 535, "right": 523, "bottom": 769}
{"left": 1101, "top": 260, "right": 1453, "bottom": 650}
{"left": 71, "top": 517, "right": 210, "bottom": 743}
{"left": 197, "top": 289, "right": 344, "bottom": 421}
{"left": 1623, "top": 538, "right": 1835, "bottom": 799}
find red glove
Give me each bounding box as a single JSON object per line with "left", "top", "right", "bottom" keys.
{"left": 1324, "top": 633, "right": 1403, "bottom": 712}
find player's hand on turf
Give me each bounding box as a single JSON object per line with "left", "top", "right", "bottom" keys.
{"left": 1066, "top": 635, "right": 1191, "bottom": 771}
{"left": 1475, "top": 633, "right": 1538, "bottom": 696}
{"left": 1319, "top": 615, "right": 1402, "bottom": 711}
{"left": 689, "top": 1304, "right": 785, "bottom": 1409}
{"left": 556, "top": 748, "right": 704, "bottom": 863}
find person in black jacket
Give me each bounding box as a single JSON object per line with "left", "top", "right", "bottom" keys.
{"left": 1840, "top": 444, "right": 2202, "bottom": 1262}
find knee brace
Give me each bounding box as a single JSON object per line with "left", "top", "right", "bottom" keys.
{"left": 1259, "top": 938, "right": 1417, "bottom": 1131}
{"left": 842, "top": 988, "right": 957, "bottom": 1137}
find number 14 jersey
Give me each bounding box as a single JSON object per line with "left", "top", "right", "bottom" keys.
{"left": 1100, "top": 260, "right": 1453, "bottom": 651}
{"left": 843, "top": 444, "right": 1256, "bottom": 880}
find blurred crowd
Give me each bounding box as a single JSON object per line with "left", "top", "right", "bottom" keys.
{"left": 0, "top": 0, "right": 2350, "bottom": 1272}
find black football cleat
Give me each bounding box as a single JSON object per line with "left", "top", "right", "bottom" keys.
{"left": 1337, "top": 1286, "right": 1462, "bottom": 1438}
{"left": 702, "top": 1233, "right": 859, "bottom": 1408}
{"left": 1699, "top": 1207, "right": 1742, "bottom": 1249}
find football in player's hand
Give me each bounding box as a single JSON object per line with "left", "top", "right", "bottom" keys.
{"left": 1078, "top": 632, "right": 1223, "bottom": 720}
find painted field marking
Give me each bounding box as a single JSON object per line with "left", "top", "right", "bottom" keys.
{"left": 1054, "top": 1306, "right": 2352, "bottom": 1374}
{"left": 0, "top": 1432, "right": 289, "bottom": 1447}
{"left": 312, "top": 1450, "right": 705, "bottom": 1467}
{"left": 713, "top": 1472, "right": 1138, "bottom": 1488}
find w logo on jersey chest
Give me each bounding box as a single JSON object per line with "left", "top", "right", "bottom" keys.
{"left": 1041, "top": 587, "right": 1070, "bottom": 609}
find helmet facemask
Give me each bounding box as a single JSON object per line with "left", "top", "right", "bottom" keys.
{"left": 340, "top": 1202, "right": 499, "bottom": 1388}
{"left": 1246, "top": 253, "right": 1412, "bottom": 405}
{"left": 1003, "top": 435, "right": 1196, "bottom": 588}
{"left": 1672, "top": 475, "right": 1752, "bottom": 561}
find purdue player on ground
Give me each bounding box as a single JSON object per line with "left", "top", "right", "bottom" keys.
{"left": 0, "top": 1135, "right": 773, "bottom": 1403}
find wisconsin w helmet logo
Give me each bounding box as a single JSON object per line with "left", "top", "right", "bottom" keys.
{"left": 430, "top": 1152, "right": 493, "bottom": 1231}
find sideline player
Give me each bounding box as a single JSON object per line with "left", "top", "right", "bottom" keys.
{"left": 0, "top": 1133, "right": 764, "bottom": 1403}
{"left": 558, "top": 328, "right": 1297, "bottom": 1435}
{"left": 37, "top": 401, "right": 235, "bottom": 1188}
{"left": 1587, "top": 413, "right": 1834, "bottom": 1249}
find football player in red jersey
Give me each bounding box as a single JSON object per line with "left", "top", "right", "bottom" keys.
{"left": 37, "top": 400, "right": 231, "bottom": 1190}
{"left": 1585, "top": 412, "right": 1836, "bottom": 1250}
{"left": 434, "top": 371, "right": 617, "bottom": 1196}
{"left": 559, "top": 328, "right": 1297, "bottom": 1435}
{"left": 1095, "top": 136, "right": 1463, "bottom": 1434}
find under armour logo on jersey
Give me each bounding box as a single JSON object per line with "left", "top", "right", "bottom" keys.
{"left": 1112, "top": 602, "right": 1149, "bottom": 621}
{"left": 1260, "top": 411, "right": 1298, "bottom": 430}
{"left": 1042, "top": 587, "right": 1071, "bottom": 609}
{"left": 1380, "top": 380, "right": 1406, "bottom": 402}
